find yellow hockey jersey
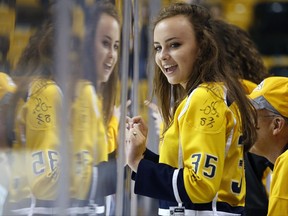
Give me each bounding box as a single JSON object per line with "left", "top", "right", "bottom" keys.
{"left": 70, "top": 80, "right": 108, "bottom": 200}
{"left": 268, "top": 149, "right": 288, "bottom": 216}
{"left": 0, "top": 72, "right": 16, "bottom": 101}
{"left": 107, "top": 115, "right": 118, "bottom": 154}
{"left": 134, "top": 82, "right": 245, "bottom": 215}
{"left": 18, "top": 78, "right": 62, "bottom": 201}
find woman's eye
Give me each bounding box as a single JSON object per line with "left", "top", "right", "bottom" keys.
{"left": 114, "top": 44, "right": 119, "bottom": 50}
{"left": 102, "top": 41, "right": 110, "bottom": 47}
{"left": 171, "top": 43, "right": 180, "bottom": 48}
{"left": 154, "top": 46, "right": 161, "bottom": 52}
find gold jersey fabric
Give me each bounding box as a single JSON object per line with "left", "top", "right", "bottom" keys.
{"left": 107, "top": 115, "right": 118, "bottom": 154}
{"left": 241, "top": 79, "right": 257, "bottom": 95}
{"left": 268, "top": 149, "right": 288, "bottom": 216}
{"left": 18, "top": 78, "right": 62, "bottom": 200}
{"left": 159, "top": 82, "right": 244, "bottom": 206}
{"left": 0, "top": 72, "right": 16, "bottom": 101}
{"left": 70, "top": 80, "right": 108, "bottom": 200}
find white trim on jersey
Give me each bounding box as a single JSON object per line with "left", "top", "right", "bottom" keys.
{"left": 67, "top": 205, "right": 105, "bottom": 214}
{"left": 178, "top": 90, "right": 195, "bottom": 121}
{"left": 172, "top": 169, "right": 182, "bottom": 204}
{"left": 223, "top": 86, "right": 236, "bottom": 157}
{"left": 225, "top": 124, "right": 234, "bottom": 157}
{"left": 158, "top": 208, "right": 242, "bottom": 216}
{"left": 13, "top": 205, "right": 105, "bottom": 215}
{"left": 89, "top": 166, "right": 98, "bottom": 203}
{"left": 212, "top": 193, "right": 218, "bottom": 215}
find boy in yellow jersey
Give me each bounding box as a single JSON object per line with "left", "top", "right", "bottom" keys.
{"left": 249, "top": 76, "right": 288, "bottom": 216}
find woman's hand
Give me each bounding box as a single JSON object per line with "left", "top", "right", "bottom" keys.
{"left": 125, "top": 116, "right": 147, "bottom": 172}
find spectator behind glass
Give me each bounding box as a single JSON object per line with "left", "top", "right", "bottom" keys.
{"left": 125, "top": 2, "right": 257, "bottom": 215}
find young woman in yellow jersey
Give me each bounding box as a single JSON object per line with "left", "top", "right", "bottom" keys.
{"left": 146, "top": 17, "right": 272, "bottom": 216}
{"left": 126, "top": 3, "right": 257, "bottom": 215}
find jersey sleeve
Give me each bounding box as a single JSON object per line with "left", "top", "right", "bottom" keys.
{"left": 91, "top": 91, "right": 108, "bottom": 164}
{"left": 268, "top": 150, "right": 288, "bottom": 216}
{"left": 24, "top": 81, "right": 62, "bottom": 200}
{"left": 134, "top": 84, "right": 237, "bottom": 204}
{"left": 107, "top": 115, "right": 119, "bottom": 154}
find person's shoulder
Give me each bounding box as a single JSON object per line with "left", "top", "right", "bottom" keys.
{"left": 276, "top": 149, "right": 288, "bottom": 166}
{"left": 0, "top": 72, "right": 16, "bottom": 99}
{"left": 184, "top": 82, "right": 229, "bottom": 131}
{"left": 81, "top": 80, "right": 95, "bottom": 96}
{"left": 29, "top": 78, "right": 62, "bottom": 100}
{"left": 191, "top": 82, "right": 227, "bottom": 102}
{"left": 31, "top": 78, "right": 58, "bottom": 89}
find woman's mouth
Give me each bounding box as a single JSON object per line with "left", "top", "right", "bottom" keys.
{"left": 163, "top": 64, "right": 177, "bottom": 74}
{"left": 104, "top": 63, "right": 112, "bottom": 71}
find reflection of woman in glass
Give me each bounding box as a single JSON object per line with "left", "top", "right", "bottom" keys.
{"left": 69, "top": 1, "right": 121, "bottom": 215}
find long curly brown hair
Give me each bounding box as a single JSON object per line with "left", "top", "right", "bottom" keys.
{"left": 211, "top": 19, "right": 269, "bottom": 84}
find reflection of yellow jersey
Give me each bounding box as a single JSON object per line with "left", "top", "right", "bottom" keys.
{"left": 107, "top": 115, "right": 118, "bottom": 154}
{"left": 70, "top": 80, "right": 108, "bottom": 200}
{"left": 0, "top": 72, "right": 16, "bottom": 102}
{"left": 135, "top": 83, "right": 245, "bottom": 215}
{"left": 19, "top": 78, "right": 62, "bottom": 200}
{"left": 268, "top": 150, "right": 288, "bottom": 216}
{"left": 0, "top": 72, "right": 16, "bottom": 147}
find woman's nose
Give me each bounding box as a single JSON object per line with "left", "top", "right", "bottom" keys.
{"left": 160, "top": 49, "right": 169, "bottom": 60}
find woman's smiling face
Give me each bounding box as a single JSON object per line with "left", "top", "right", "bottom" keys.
{"left": 94, "top": 13, "right": 120, "bottom": 83}
{"left": 153, "top": 15, "right": 199, "bottom": 89}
